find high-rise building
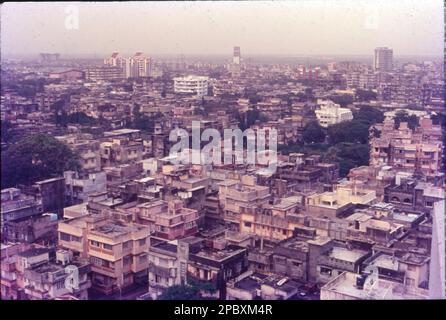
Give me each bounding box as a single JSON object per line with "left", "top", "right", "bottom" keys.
{"left": 104, "top": 52, "right": 153, "bottom": 78}
{"left": 129, "top": 52, "right": 152, "bottom": 78}
{"left": 233, "top": 46, "right": 241, "bottom": 65}
{"left": 104, "top": 52, "right": 128, "bottom": 77}
{"left": 374, "top": 47, "right": 393, "bottom": 72}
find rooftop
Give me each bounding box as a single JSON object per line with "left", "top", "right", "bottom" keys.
{"left": 328, "top": 247, "right": 369, "bottom": 263}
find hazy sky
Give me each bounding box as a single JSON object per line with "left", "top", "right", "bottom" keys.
{"left": 1, "top": 1, "right": 444, "bottom": 57}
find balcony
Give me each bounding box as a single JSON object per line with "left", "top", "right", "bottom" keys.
{"left": 91, "top": 264, "right": 116, "bottom": 278}
{"left": 224, "top": 213, "right": 240, "bottom": 224}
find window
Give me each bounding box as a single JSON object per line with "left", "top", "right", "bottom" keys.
{"left": 60, "top": 232, "right": 70, "bottom": 242}
{"left": 71, "top": 235, "right": 81, "bottom": 242}
{"left": 138, "top": 238, "right": 146, "bottom": 246}
{"left": 244, "top": 221, "right": 252, "bottom": 228}
{"left": 56, "top": 281, "right": 65, "bottom": 290}
{"left": 90, "top": 240, "right": 100, "bottom": 247}
{"left": 406, "top": 277, "right": 415, "bottom": 286}
{"left": 103, "top": 243, "right": 113, "bottom": 250}
{"left": 123, "top": 256, "right": 132, "bottom": 266}
{"left": 90, "top": 256, "right": 102, "bottom": 266}
{"left": 425, "top": 201, "right": 433, "bottom": 207}
{"left": 123, "top": 240, "right": 132, "bottom": 250}
{"left": 139, "top": 255, "right": 147, "bottom": 264}
{"left": 320, "top": 267, "right": 332, "bottom": 275}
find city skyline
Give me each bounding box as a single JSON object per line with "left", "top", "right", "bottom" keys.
{"left": 1, "top": 1, "right": 444, "bottom": 58}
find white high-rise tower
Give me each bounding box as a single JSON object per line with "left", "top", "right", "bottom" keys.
{"left": 374, "top": 47, "right": 393, "bottom": 72}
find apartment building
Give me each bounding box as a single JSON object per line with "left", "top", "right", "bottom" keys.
{"left": 226, "top": 270, "right": 301, "bottom": 300}
{"left": 370, "top": 118, "right": 444, "bottom": 178}
{"left": 55, "top": 134, "right": 101, "bottom": 174}
{"left": 104, "top": 52, "right": 152, "bottom": 78}
{"left": 58, "top": 213, "right": 150, "bottom": 294}
{"left": 100, "top": 137, "right": 143, "bottom": 168}
{"left": 136, "top": 199, "right": 199, "bottom": 240}
{"left": 23, "top": 250, "right": 91, "bottom": 300}
{"left": 85, "top": 66, "right": 123, "bottom": 81}
{"left": 1, "top": 188, "right": 43, "bottom": 223}
{"left": 64, "top": 171, "right": 107, "bottom": 203}
{"left": 219, "top": 179, "right": 271, "bottom": 229}
{"left": 1, "top": 242, "right": 30, "bottom": 300}
{"left": 174, "top": 75, "right": 209, "bottom": 98}
{"left": 320, "top": 271, "right": 428, "bottom": 300}
{"left": 147, "top": 240, "right": 182, "bottom": 299}
{"left": 386, "top": 179, "right": 445, "bottom": 214}
{"left": 186, "top": 241, "right": 248, "bottom": 299}
{"left": 239, "top": 196, "right": 303, "bottom": 241}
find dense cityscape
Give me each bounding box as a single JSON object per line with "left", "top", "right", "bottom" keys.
{"left": 1, "top": 2, "right": 445, "bottom": 302}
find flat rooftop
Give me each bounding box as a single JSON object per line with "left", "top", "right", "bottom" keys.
{"left": 329, "top": 247, "right": 369, "bottom": 263}
{"left": 103, "top": 128, "right": 140, "bottom": 137}
{"left": 19, "top": 247, "right": 51, "bottom": 258}
{"left": 234, "top": 273, "right": 268, "bottom": 291}
{"left": 322, "top": 271, "right": 427, "bottom": 300}
{"left": 91, "top": 223, "right": 145, "bottom": 237}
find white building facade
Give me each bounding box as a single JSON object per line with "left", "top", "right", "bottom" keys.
{"left": 315, "top": 100, "right": 353, "bottom": 128}
{"left": 173, "top": 75, "right": 209, "bottom": 97}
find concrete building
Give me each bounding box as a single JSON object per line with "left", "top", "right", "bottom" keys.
{"left": 1, "top": 188, "right": 43, "bottom": 223}
{"left": 1, "top": 242, "right": 29, "bottom": 300}
{"left": 22, "top": 251, "right": 91, "bottom": 300}
{"left": 320, "top": 271, "right": 428, "bottom": 300}
{"left": 100, "top": 138, "right": 143, "bottom": 168}
{"left": 315, "top": 100, "right": 353, "bottom": 127}
{"left": 129, "top": 52, "right": 152, "bottom": 78}
{"left": 370, "top": 119, "right": 444, "bottom": 178}
{"left": 174, "top": 76, "right": 209, "bottom": 97}
{"left": 374, "top": 47, "right": 393, "bottom": 72}
{"left": 136, "top": 199, "right": 199, "bottom": 240}
{"left": 58, "top": 213, "right": 151, "bottom": 294}
{"left": 233, "top": 46, "right": 241, "bottom": 65}
{"left": 85, "top": 66, "right": 123, "bottom": 81}
{"left": 219, "top": 180, "right": 270, "bottom": 229}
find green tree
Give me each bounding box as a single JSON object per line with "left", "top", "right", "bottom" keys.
{"left": 302, "top": 121, "right": 326, "bottom": 144}
{"left": 158, "top": 285, "right": 201, "bottom": 300}
{"left": 1, "top": 133, "right": 80, "bottom": 188}
{"left": 328, "top": 94, "right": 354, "bottom": 107}
{"left": 394, "top": 110, "right": 419, "bottom": 130}
{"left": 353, "top": 106, "right": 384, "bottom": 125}
{"left": 355, "top": 89, "right": 377, "bottom": 102}
{"left": 67, "top": 112, "right": 97, "bottom": 126}
{"left": 327, "top": 121, "right": 370, "bottom": 144}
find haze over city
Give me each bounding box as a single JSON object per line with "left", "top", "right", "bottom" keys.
{"left": 1, "top": 0, "right": 444, "bottom": 58}
{"left": 0, "top": 0, "right": 445, "bottom": 305}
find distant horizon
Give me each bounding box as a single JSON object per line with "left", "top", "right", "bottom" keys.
{"left": 3, "top": 52, "right": 444, "bottom": 59}
{"left": 1, "top": 1, "right": 443, "bottom": 58}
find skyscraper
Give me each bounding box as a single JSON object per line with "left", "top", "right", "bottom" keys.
{"left": 130, "top": 52, "right": 153, "bottom": 78}
{"left": 233, "top": 46, "right": 241, "bottom": 65}
{"left": 373, "top": 47, "right": 393, "bottom": 72}
{"left": 104, "top": 52, "right": 153, "bottom": 78}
